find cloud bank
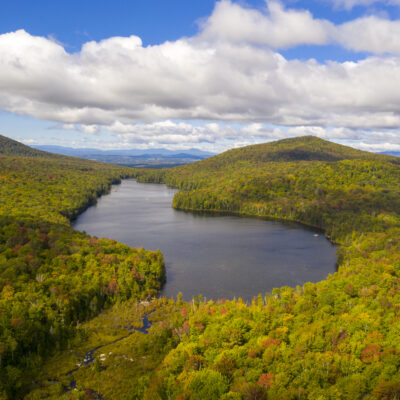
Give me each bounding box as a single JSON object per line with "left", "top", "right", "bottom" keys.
{"left": 1, "top": 0, "right": 400, "bottom": 150}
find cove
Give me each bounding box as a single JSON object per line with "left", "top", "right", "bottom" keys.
{"left": 73, "top": 179, "right": 337, "bottom": 302}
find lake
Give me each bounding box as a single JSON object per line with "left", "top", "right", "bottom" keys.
{"left": 73, "top": 179, "right": 337, "bottom": 301}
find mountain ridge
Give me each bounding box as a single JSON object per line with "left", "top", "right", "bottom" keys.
{"left": 205, "top": 136, "right": 400, "bottom": 165}
{"left": 32, "top": 144, "right": 215, "bottom": 158}
{"left": 0, "top": 134, "right": 54, "bottom": 157}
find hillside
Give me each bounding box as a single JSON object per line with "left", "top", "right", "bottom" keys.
{"left": 6, "top": 135, "right": 400, "bottom": 399}
{"left": 193, "top": 136, "right": 400, "bottom": 166}
{"left": 0, "top": 135, "right": 165, "bottom": 398}
{"left": 134, "top": 137, "right": 400, "bottom": 243}
{"left": 0, "top": 134, "right": 53, "bottom": 157}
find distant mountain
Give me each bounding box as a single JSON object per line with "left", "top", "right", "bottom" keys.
{"left": 0, "top": 135, "right": 54, "bottom": 157}
{"left": 380, "top": 151, "right": 400, "bottom": 157}
{"left": 30, "top": 144, "right": 216, "bottom": 168}
{"left": 32, "top": 145, "right": 215, "bottom": 158}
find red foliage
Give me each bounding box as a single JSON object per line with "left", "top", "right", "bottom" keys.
{"left": 248, "top": 349, "right": 258, "bottom": 358}
{"left": 184, "top": 355, "right": 204, "bottom": 371}
{"left": 84, "top": 389, "right": 96, "bottom": 400}
{"left": 372, "top": 381, "right": 400, "bottom": 400}
{"left": 258, "top": 373, "right": 275, "bottom": 389}
{"left": 207, "top": 306, "right": 215, "bottom": 315}
{"left": 361, "top": 344, "right": 382, "bottom": 363}
{"left": 262, "top": 338, "right": 280, "bottom": 348}
{"left": 107, "top": 279, "right": 119, "bottom": 295}
{"left": 213, "top": 356, "right": 237, "bottom": 377}
{"left": 130, "top": 266, "right": 140, "bottom": 280}
{"left": 175, "top": 393, "right": 191, "bottom": 400}
{"left": 11, "top": 318, "right": 22, "bottom": 328}
{"left": 345, "top": 283, "right": 356, "bottom": 296}
{"left": 195, "top": 322, "right": 205, "bottom": 331}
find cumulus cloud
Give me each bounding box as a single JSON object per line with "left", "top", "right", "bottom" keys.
{"left": 1, "top": 1, "right": 400, "bottom": 151}
{"left": 198, "top": 1, "right": 400, "bottom": 56}
{"left": 2, "top": 29, "right": 400, "bottom": 128}
{"left": 198, "top": 1, "right": 332, "bottom": 48}
{"left": 52, "top": 123, "right": 100, "bottom": 134}
{"left": 91, "top": 119, "right": 398, "bottom": 153}
{"left": 336, "top": 16, "right": 400, "bottom": 54}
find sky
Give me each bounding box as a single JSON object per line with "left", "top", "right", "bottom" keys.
{"left": 1, "top": 0, "right": 400, "bottom": 152}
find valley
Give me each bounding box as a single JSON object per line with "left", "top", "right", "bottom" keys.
{"left": 1, "top": 135, "right": 400, "bottom": 399}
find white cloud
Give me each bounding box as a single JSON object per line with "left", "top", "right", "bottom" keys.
{"left": 108, "top": 120, "right": 237, "bottom": 146}
{"left": 20, "top": 138, "right": 39, "bottom": 144}
{"left": 198, "top": 1, "right": 400, "bottom": 56}
{"left": 80, "top": 125, "right": 99, "bottom": 135}
{"left": 60, "top": 124, "right": 76, "bottom": 131}
{"left": 335, "top": 16, "right": 400, "bottom": 54}
{"left": 95, "top": 120, "right": 400, "bottom": 153}
{"left": 2, "top": 28, "right": 400, "bottom": 130}
{"left": 1, "top": 2, "right": 400, "bottom": 151}
{"left": 52, "top": 123, "right": 99, "bottom": 134}
{"left": 198, "top": 1, "right": 331, "bottom": 48}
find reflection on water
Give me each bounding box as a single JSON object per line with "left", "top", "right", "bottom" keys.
{"left": 73, "top": 179, "right": 337, "bottom": 301}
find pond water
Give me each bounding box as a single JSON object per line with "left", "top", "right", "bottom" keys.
{"left": 73, "top": 179, "right": 337, "bottom": 301}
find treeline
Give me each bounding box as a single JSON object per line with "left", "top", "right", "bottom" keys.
{"left": 0, "top": 152, "right": 165, "bottom": 398}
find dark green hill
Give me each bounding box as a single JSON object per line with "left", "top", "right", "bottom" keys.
{"left": 203, "top": 136, "right": 399, "bottom": 166}
{"left": 133, "top": 136, "right": 399, "bottom": 182}
{"left": 0, "top": 134, "right": 53, "bottom": 157}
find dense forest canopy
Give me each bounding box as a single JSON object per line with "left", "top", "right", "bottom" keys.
{"left": 129, "top": 136, "right": 400, "bottom": 399}
{"left": 1, "top": 135, "right": 400, "bottom": 399}
{"left": 0, "top": 137, "right": 165, "bottom": 398}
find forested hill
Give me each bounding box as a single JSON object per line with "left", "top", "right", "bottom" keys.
{"left": 134, "top": 137, "right": 400, "bottom": 242}
{"left": 134, "top": 136, "right": 400, "bottom": 189}
{"left": 128, "top": 136, "right": 400, "bottom": 399}
{"left": 0, "top": 135, "right": 165, "bottom": 398}
{"left": 0, "top": 134, "right": 53, "bottom": 157}
{"left": 213, "top": 136, "right": 400, "bottom": 164}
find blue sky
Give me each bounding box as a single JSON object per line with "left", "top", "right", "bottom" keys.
{"left": 2, "top": 1, "right": 220, "bottom": 49}
{"left": 1, "top": 0, "right": 400, "bottom": 152}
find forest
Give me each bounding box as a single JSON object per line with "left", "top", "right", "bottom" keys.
{"left": 1, "top": 135, "right": 400, "bottom": 399}
{"left": 0, "top": 137, "right": 165, "bottom": 398}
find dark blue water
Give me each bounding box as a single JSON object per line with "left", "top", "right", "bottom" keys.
{"left": 73, "top": 179, "right": 336, "bottom": 301}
